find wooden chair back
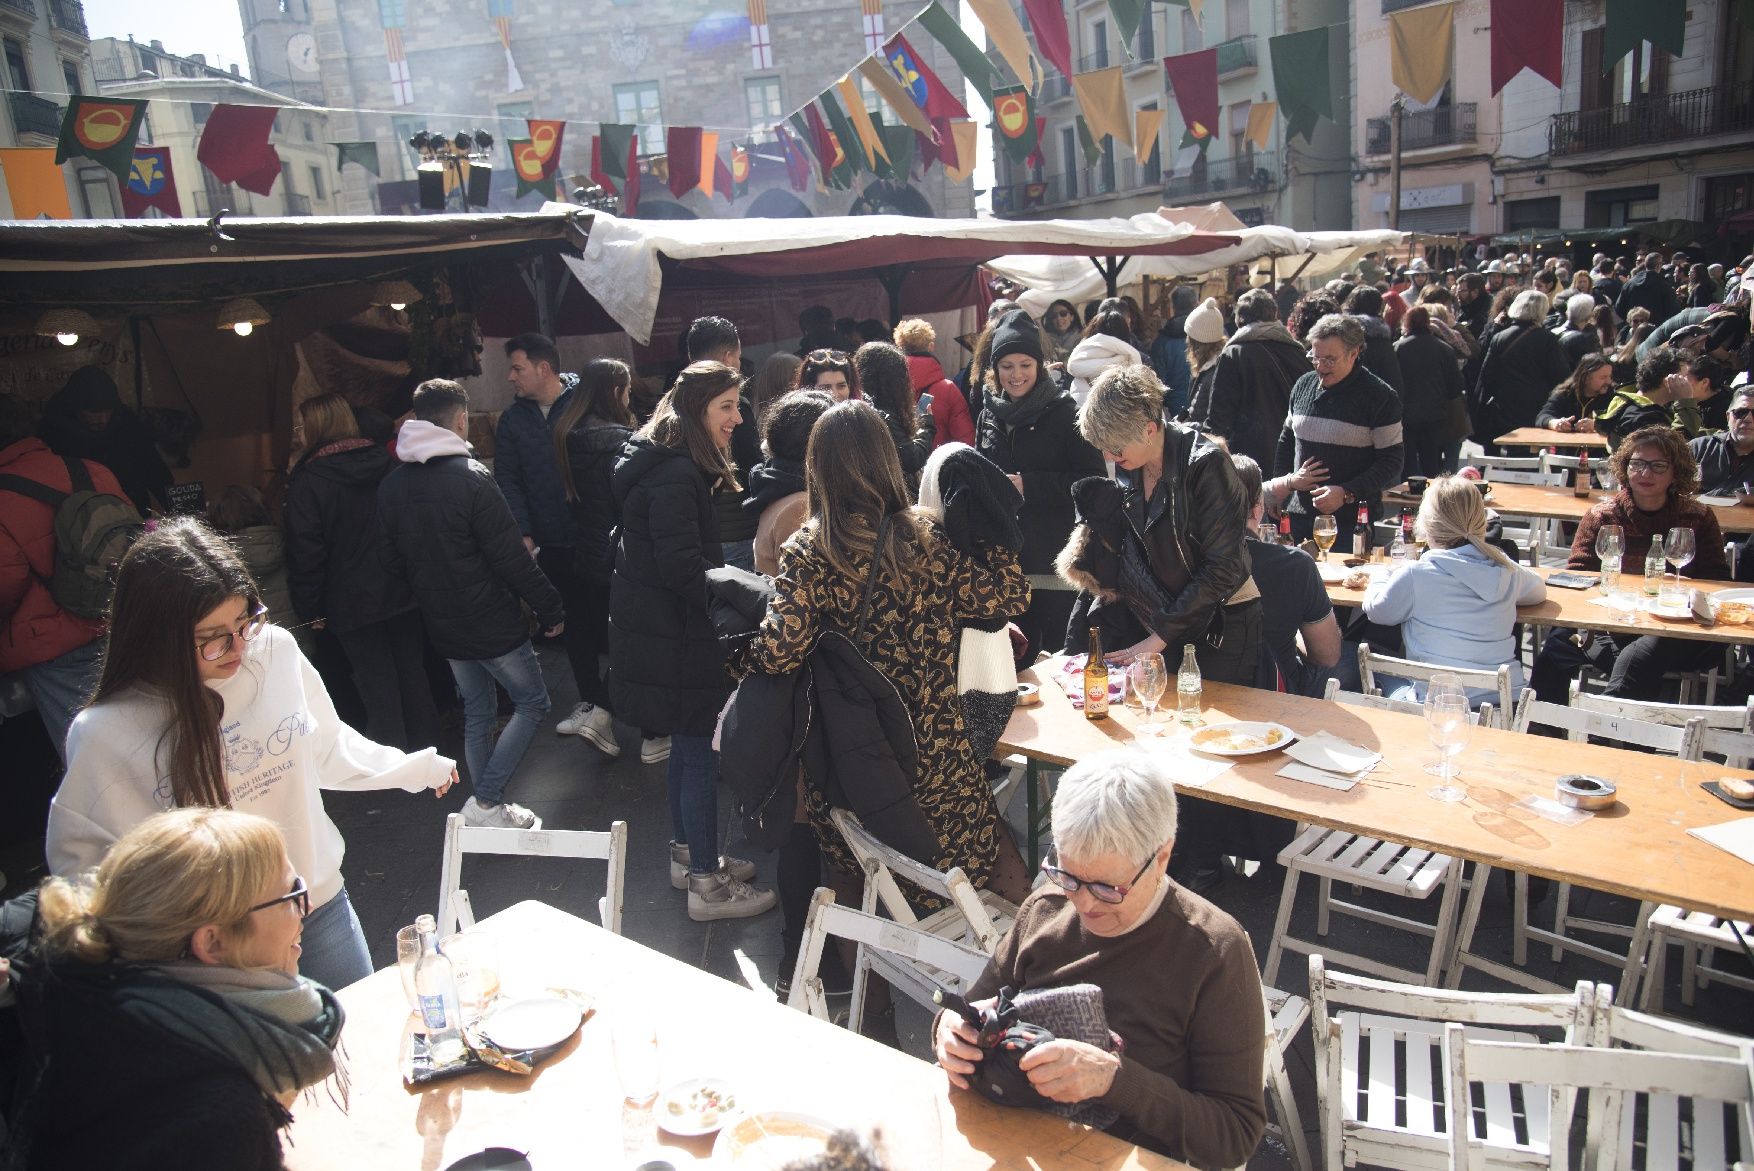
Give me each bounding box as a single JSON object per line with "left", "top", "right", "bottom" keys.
{"left": 438, "top": 813, "right": 627, "bottom": 935}
{"left": 1324, "top": 679, "right": 1501, "bottom": 730}
{"left": 1357, "top": 646, "right": 1515, "bottom": 717}
{"left": 1513, "top": 691, "right": 1706, "bottom": 759}
{"left": 786, "top": 888, "right": 990, "bottom": 1023}
{"left": 830, "top": 808, "right": 1012, "bottom": 953}
{"left": 1568, "top": 682, "right": 1754, "bottom": 767}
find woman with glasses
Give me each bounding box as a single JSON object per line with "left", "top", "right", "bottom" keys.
{"left": 798, "top": 349, "right": 858, "bottom": 402}
{"left": 931, "top": 748, "right": 1266, "bottom": 1169}
{"left": 1042, "top": 299, "right": 1083, "bottom": 360}
{"left": 47, "top": 517, "right": 457, "bottom": 991}
{"left": 5, "top": 808, "right": 343, "bottom": 1169}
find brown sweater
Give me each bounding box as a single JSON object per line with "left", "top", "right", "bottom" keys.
{"left": 966, "top": 883, "right": 1266, "bottom": 1169}
{"left": 1566, "top": 490, "right": 1729, "bottom": 578}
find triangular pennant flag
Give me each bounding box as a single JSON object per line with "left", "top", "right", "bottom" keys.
{"left": 526, "top": 118, "right": 565, "bottom": 178}
{"left": 196, "top": 104, "right": 280, "bottom": 194}
{"left": 1072, "top": 67, "right": 1132, "bottom": 149}
{"left": 54, "top": 97, "right": 147, "bottom": 183}
{"left": 623, "top": 132, "right": 641, "bottom": 213}
{"left": 1106, "top": 0, "right": 1145, "bottom": 47}
{"left": 589, "top": 135, "right": 618, "bottom": 196}
{"left": 698, "top": 130, "right": 720, "bottom": 197}
{"left": 666, "top": 126, "right": 702, "bottom": 197}
{"left": 510, "top": 139, "right": 552, "bottom": 197}
{"left": 713, "top": 148, "right": 734, "bottom": 203}
{"left": 941, "top": 119, "right": 979, "bottom": 181}
{"left": 1025, "top": 115, "right": 1047, "bottom": 170}
{"left": 1171, "top": 141, "right": 1202, "bottom": 179}
{"left": 881, "top": 120, "right": 915, "bottom": 179}
{"left": 883, "top": 33, "right": 970, "bottom": 122}
{"left": 1245, "top": 100, "right": 1276, "bottom": 150}
{"left": 1019, "top": 0, "right": 1074, "bottom": 79}
{"left": 122, "top": 145, "right": 181, "bottom": 217}
{"left": 731, "top": 143, "right": 750, "bottom": 197}
{"left": 777, "top": 125, "right": 811, "bottom": 192}
{"left": 334, "top": 141, "right": 380, "bottom": 176}
{"left": 857, "top": 57, "right": 933, "bottom": 136}
{"left": 836, "top": 76, "right": 891, "bottom": 167}
{"left": 990, "top": 85, "right": 1038, "bottom": 163}
{"left": 916, "top": 2, "right": 1001, "bottom": 106}
{"left": 1604, "top": 0, "right": 1685, "bottom": 67}
{"left": 1162, "top": 48, "right": 1218, "bottom": 141}
{"left": 1074, "top": 116, "right": 1103, "bottom": 166}
{"left": 1390, "top": 1, "right": 1453, "bottom": 105}
{"left": 1269, "top": 26, "right": 1332, "bottom": 143}
{"left": 819, "top": 89, "right": 871, "bottom": 177}
{"left": 1490, "top": 0, "right": 1561, "bottom": 94}
{"left": 1133, "top": 107, "right": 1164, "bottom": 166}
{"left": 799, "top": 107, "right": 847, "bottom": 188}
{"left": 0, "top": 148, "right": 73, "bottom": 218}
{"left": 966, "top": 0, "right": 1043, "bottom": 91}
{"left": 599, "top": 123, "right": 634, "bottom": 182}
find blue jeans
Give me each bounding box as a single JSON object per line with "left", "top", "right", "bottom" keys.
{"left": 722, "top": 539, "right": 756, "bottom": 573}
{"left": 23, "top": 636, "right": 105, "bottom": 763}
{"left": 669, "top": 732, "right": 719, "bottom": 875}
{"left": 449, "top": 641, "right": 550, "bottom": 806}
{"left": 300, "top": 886, "right": 373, "bottom": 991}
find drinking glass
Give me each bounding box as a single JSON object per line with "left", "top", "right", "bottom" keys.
{"left": 1422, "top": 672, "right": 1468, "bottom": 778}
{"left": 396, "top": 924, "right": 421, "bottom": 1010}
{"left": 1312, "top": 515, "right": 1338, "bottom": 562}
{"left": 611, "top": 1015, "right": 660, "bottom": 1108}
{"left": 1425, "top": 693, "right": 1471, "bottom": 803}
{"left": 1665, "top": 526, "right": 1695, "bottom": 596}
{"left": 1130, "top": 654, "right": 1169, "bottom": 735}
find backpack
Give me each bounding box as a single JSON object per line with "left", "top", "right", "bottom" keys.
{"left": 0, "top": 456, "right": 143, "bottom": 619}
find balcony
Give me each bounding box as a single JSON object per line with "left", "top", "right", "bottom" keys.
{"left": 47, "top": 0, "right": 85, "bottom": 38}
{"left": 1040, "top": 73, "right": 1071, "bottom": 103}
{"left": 283, "top": 192, "right": 312, "bottom": 215}
{"left": 1215, "top": 35, "right": 1257, "bottom": 79}
{"left": 1365, "top": 102, "right": 1478, "bottom": 155}
{"left": 1075, "top": 50, "right": 1110, "bottom": 73}
{"left": 1163, "top": 154, "right": 1279, "bottom": 202}
{"left": 0, "top": 0, "right": 34, "bottom": 18}
{"left": 9, "top": 91, "right": 62, "bottom": 140}
{"left": 1549, "top": 82, "right": 1754, "bottom": 158}
{"left": 193, "top": 187, "right": 244, "bottom": 218}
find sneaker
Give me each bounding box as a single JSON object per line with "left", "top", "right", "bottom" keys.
{"left": 686, "top": 870, "right": 777, "bottom": 921}
{"left": 559, "top": 702, "right": 620, "bottom": 757}
{"left": 639, "top": 736, "right": 671, "bottom": 765}
{"left": 669, "top": 841, "right": 757, "bottom": 890}
{"left": 462, "top": 797, "right": 542, "bottom": 830}
{"left": 555, "top": 702, "right": 592, "bottom": 735}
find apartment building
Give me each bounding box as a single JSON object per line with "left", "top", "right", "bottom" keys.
{"left": 0, "top": 0, "right": 114, "bottom": 217}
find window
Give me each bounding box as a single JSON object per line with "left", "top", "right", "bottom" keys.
{"left": 1504, "top": 196, "right": 1561, "bottom": 232}
{"left": 281, "top": 161, "right": 297, "bottom": 195}
{"left": 1098, "top": 141, "right": 1116, "bottom": 193}
{"left": 1579, "top": 28, "right": 1668, "bottom": 110}
{"left": 1704, "top": 173, "right": 1754, "bottom": 223}
{"left": 377, "top": 0, "right": 407, "bottom": 27}
{"left": 309, "top": 165, "right": 325, "bottom": 200}
{"left": 1229, "top": 102, "right": 1251, "bottom": 163}
{"left": 191, "top": 102, "right": 213, "bottom": 126}
{"left": 78, "top": 167, "right": 116, "bottom": 218}
{"left": 303, "top": 119, "right": 314, "bottom": 141}
{"left": 61, "top": 60, "right": 81, "bottom": 95}
{"left": 1091, "top": 18, "right": 1108, "bottom": 70}
{"left": 614, "top": 81, "right": 662, "bottom": 153}
{"left": 1135, "top": 10, "right": 1154, "bottom": 60}
{"left": 3, "top": 39, "right": 30, "bottom": 91}
{"left": 745, "top": 76, "right": 782, "bottom": 132}
{"left": 1585, "top": 185, "right": 1659, "bottom": 228}
{"left": 1060, "top": 126, "right": 1077, "bottom": 199}
{"left": 857, "top": 75, "right": 881, "bottom": 114}
{"left": 1180, "top": 10, "right": 1202, "bottom": 52}
{"left": 1225, "top": 0, "right": 1250, "bottom": 39}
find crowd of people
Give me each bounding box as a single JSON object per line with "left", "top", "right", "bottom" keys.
{"left": 2, "top": 242, "right": 1752, "bottom": 1168}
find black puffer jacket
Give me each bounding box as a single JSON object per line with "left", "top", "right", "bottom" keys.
{"left": 1473, "top": 321, "right": 1573, "bottom": 439}
{"left": 1204, "top": 321, "right": 1310, "bottom": 471}
{"left": 1355, "top": 315, "right": 1405, "bottom": 397}
{"left": 608, "top": 436, "right": 727, "bottom": 737}
{"left": 1392, "top": 332, "right": 1465, "bottom": 428}
{"left": 973, "top": 387, "right": 1106, "bottom": 575}
{"left": 284, "top": 440, "right": 414, "bottom": 630}
{"left": 377, "top": 421, "right": 563, "bottom": 661}
{"left": 564, "top": 416, "right": 633, "bottom": 586}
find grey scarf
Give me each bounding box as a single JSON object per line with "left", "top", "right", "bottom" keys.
{"left": 985, "top": 377, "right": 1063, "bottom": 432}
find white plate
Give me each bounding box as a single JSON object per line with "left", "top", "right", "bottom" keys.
{"left": 712, "top": 1111, "right": 838, "bottom": 1169}
{"left": 1711, "top": 588, "right": 1754, "bottom": 605}
{"left": 1187, "top": 721, "right": 1297, "bottom": 757}
{"left": 479, "top": 996, "right": 581, "bottom": 1053}
{"left": 657, "top": 1076, "right": 740, "bottom": 1137}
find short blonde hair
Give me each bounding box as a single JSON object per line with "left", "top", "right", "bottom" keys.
{"left": 1079, "top": 363, "right": 1164, "bottom": 453}
{"left": 893, "top": 317, "right": 936, "bottom": 354}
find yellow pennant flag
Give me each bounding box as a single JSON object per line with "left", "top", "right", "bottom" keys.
{"left": 965, "top": 0, "right": 1042, "bottom": 92}
{"left": 699, "top": 130, "right": 719, "bottom": 196}
{"left": 835, "top": 76, "right": 891, "bottom": 166}
{"left": 1390, "top": 1, "right": 1454, "bottom": 106}
{"left": 1245, "top": 100, "right": 1276, "bottom": 150}
{"left": 857, "top": 58, "right": 933, "bottom": 136}
{"left": 1133, "top": 107, "right": 1164, "bottom": 166}
{"left": 1071, "top": 67, "right": 1132, "bottom": 151}
{"left": 0, "top": 148, "right": 72, "bottom": 219}
{"left": 1189, "top": 0, "right": 1203, "bottom": 18}
{"left": 942, "top": 119, "right": 980, "bottom": 181}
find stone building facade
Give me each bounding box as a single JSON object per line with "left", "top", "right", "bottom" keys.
{"left": 0, "top": 0, "right": 114, "bottom": 218}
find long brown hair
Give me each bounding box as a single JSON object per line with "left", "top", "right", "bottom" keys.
{"left": 89, "top": 517, "right": 264, "bottom": 810}
{"left": 802, "top": 400, "right": 929, "bottom": 582}
{"left": 552, "top": 357, "right": 634, "bottom": 503}
{"left": 638, "top": 360, "right": 743, "bottom": 492}
{"left": 853, "top": 342, "right": 917, "bottom": 439}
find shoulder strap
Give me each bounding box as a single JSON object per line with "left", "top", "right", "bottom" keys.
{"left": 61, "top": 456, "right": 93, "bottom": 495}
{"left": 851, "top": 514, "right": 894, "bottom": 647}
{"left": 0, "top": 473, "right": 66, "bottom": 509}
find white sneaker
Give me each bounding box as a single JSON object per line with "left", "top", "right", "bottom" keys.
{"left": 462, "top": 797, "right": 542, "bottom": 830}
{"left": 555, "top": 702, "right": 592, "bottom": 735}
{"left": 639, "top": 736, "right": 671, "bottom": 764}
{"left": 669, "top": 841, "right": 757, "bottom": 890}
{"left": 686, "top": 870, "right": 777, "bottom": 921}
{"left": 559, "top": 702, "right": 620, "bottom": 757}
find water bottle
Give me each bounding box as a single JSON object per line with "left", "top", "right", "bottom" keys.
{"left": 414, "top": 913, "right": 466, "bottom": 1063}
{"left": 1177, "top": 645, "right": 1202, "bottom": 726}
{"left": 1388, "top": 510, "right": 1410, "bottom": 566}
{"left": 1601, "top": 552, "right": 1622, "bottom": 595}
{"left": 1643, "top": 533, "right": 1665, "bottom": 597}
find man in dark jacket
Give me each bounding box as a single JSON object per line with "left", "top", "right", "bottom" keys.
{"left": 1616, "top": 252, "right": 1682, "bottom": 325}
{"left": 380, "top": 379, "right": 563, "bottom": 830}
{"left": 1472, "top": 290, "right": 1573, "bottom": 446}
{"left": 1456, "top": 273, "right": 1491, "bottom": 342}
{"left": 37, "top": 366, "right": 171, "bottom": 514}
{"left": 1202, "top": 288, "right": 1311, "bottom": 471}
{"left": 1342, "top": 287, "right": 1405, "bottom": 398}
{"left": 1149, "top": 283, "right": 1197, "bottom": 416}
{"left": 1689, "top": 382, "right": 1754, "bottom": 496}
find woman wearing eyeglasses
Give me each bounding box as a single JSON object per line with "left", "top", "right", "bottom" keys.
{"left": 798, "top": 349, "right": 858, "bottom": 402}
{"left": 931, "top": 748, "right": 1265, "bottom": 1169}
{"left": 47, "top": 517, "right": 457, "bottom": 992}
{"left": 5, "top": 808, "right": 343, "bottom": 1169}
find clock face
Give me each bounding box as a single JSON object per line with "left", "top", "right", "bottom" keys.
{"left": 287, "top": 32, "right": 318, "bottom": 77}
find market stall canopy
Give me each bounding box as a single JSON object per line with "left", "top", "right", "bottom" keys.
{"left": 564, "top": 207, "right": 1242, "bottom": 345}
{"left": 1488, "top": 220, "right": 1708, "bottom": 251}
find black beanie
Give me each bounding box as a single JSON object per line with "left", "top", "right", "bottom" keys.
{"left": 989, "top": 310, "right": 1043, "bottom": 365}
{"left": 60, "top": 366, "right": 121, "bottom": 412}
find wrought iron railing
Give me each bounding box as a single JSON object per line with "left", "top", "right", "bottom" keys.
{"left": 1550, "top": 82, "right": 1754, "bottom": 157}
{"left": 283, "top": 192, "right": 312, "bottom": 215}
{"left": 1365, "top": 102, "right": 1478, "bottom": 154}
{"left": 48, "top": 0, "right": 85, "bottom": 37}
{"left": 1075, "top": 49, "right": 1109, "bottom": 73}
{"left": 8, "top": 91, "right": 62, "bottom": 139}
{"left": 0, "top": 0, "right": 36, "bottom": 18}
{"left": 1163, "top": 154, "right": 1279, "bottom": 201}
{"left": 1215, "top": 35, "right": 1256, "bottom": 77}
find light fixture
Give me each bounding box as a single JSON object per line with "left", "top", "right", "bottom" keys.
{"left": 371, "top": 280, "right": 423, "bottom": 312}
{"left": 216, "top": 297, "right": 270, "bottom": 337}
{"left": 35, "top": 307, "right": 99, "bottom": 346}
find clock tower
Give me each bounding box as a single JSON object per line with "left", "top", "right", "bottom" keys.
{"left": 238, "top": 0, "right": 322, "bottom": 103}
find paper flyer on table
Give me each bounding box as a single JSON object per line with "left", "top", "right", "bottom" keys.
{"left": 1173, "top": 754, "right": 1234, "bottom": 788}
{"left": 1686, "top": 816, "right": 1754, "bottom": 867}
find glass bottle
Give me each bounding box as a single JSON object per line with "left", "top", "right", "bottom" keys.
{"left": 1351, "top": 502, "right": 1371, "bottom": 557}
{"left": 1084, "top": 627, "right": 1109, "bottom": 721}
{"left": 1176, "top": 645, "right": 1202, "bottom": 726}
{"left": 414, "top": 913, "right": 466, "bottom": 1064}
{"left": 1643, "top": 533, "right": 1665, "bottom": 597}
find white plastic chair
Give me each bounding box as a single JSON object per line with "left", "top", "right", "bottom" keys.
{"left": 1262, "top": 986, "right": 1315, "bottom": 1171}
{"left": 829, "top": 808, "right": 1018, "bottom": 955}
{"left": 1358, "top": 645, "right": 1515, "bottom": 719}
{"left": 437, "top": 813, "right": 627, "bottom": 936}
{"left": 1325, "top": 678, "right": 1502, "bottom": 729}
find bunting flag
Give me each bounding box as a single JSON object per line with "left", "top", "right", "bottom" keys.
{"left": 1074, "top": 115, "right": 1103, "bottom": 166}
{"left": 1166, "top": 0, "right": 1204, "bottom": 16}
{"left": 777, "top": 122, "right": 813, "bottom": 191}
{"left": 1107, "top": 0, "right": 1145, "bottom": 48}
{"left": 1163, "top": 48, "right": 1218, "bottom": 141}
{"left": 917, "top": 2, "right": 1002, "bottom": 106}
{"left": 835, "top": 77, "right": 891, "bottom": 168}
{"left": 334, "top": 141, "right": 381, "bottom": 175}
{"left": 857, "top": 58, "right": 934, "bottom": 136}
{"left": 487, "top": 0, "right": 523, "bottom": 93}
{"left": 941, "top": 119, "right": 979, "bottom": 181}
{"left": 1244, "top": 100, "right": 1276, "bottom": 150}
{"left": 122, "top": 145, "right": 181, "bottom": 217}
{"left": 1133, "top": 107, "right": 1164, "bottom": 166}
{"left": 796, "top": 108, "right": 844, "bottom": 187}
{"left": 666, "top": 126, "right": 703, "bottom": 197}
{"left": 510, "top": 139, "right": 552, "bottom": 197}
{"left": 1604, "top": 0, "right": 1685, "bottom": 66}
{"left": 53, "top": 97, "right": 146, "bottom": 183}
{"left": 749, "top": 0, "right": 774, "bottom": 67}
{"left": 1025, "top": 115, "right": 1046, "bottom": 169}
{"left": 731, "top": 143, "right": 750, "bottom": 197}
{"left": 965, "top": 0, "right": 1042, "bottom": 92}
{"left": 1072, "top": 66, "right": 1132, "bottom": 149}
{"left": 860, "top": 0, "right": 885, "bottom": 55}
{"left": 599, "top": 124, "right": 634, "bottom": 182}
{"left": 589, "top": 135, "right": 619, "bottom": 196}
{"left": 1171, "top": 141, "right": 1202, "bottom": 178}
{"left": 883, "top": 33, "right": 969, "bottom": 169}
{"left": 1489, "top": 0, "right": 1561, "bottom": 94}
{"left": 0, "top": 148, "right": 72, "bottom": 218}
{"left": 699, "top": 130, "right": 721, "bottom": 197}
{"left": 1022, "top": 180, "right": 1048, "bottom": 208}
{"left": 526, "top": 118, "right": 565, "bottom": 181}
{"left": 1269, "top": 26, "right": 1332, "bottom": 142}
{"left": 197, "top": 103, "right": 281, "bottom": 195}
{"left": 991, "top": 84, "right": 1038, "bottom": 162}
{"left": 379, "top": 0, "right": 413, "bottom": 106}
{"left": 712, "top": 142, "right": 734, "bottom": 202}
{"left": 1389, "top": 1, "right": 1453, "bottom": 105}
{"left": 1019, "top": 0, "right": 1074, "bottom": 79}
{"left": 820, "top": 88, "right": 872, "bottom": 176}
{"left": 877, "top": 113, "right": 918, "bottom": 179}
{"left": 623, "top": 132, "right": 641, "bottom": 213}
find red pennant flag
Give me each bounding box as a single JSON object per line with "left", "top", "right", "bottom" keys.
{"left": 197, "top": 104, "right": 281, "bottom": 195}
{"left": 714, "top": 151, "right": 734, "bottom": 202}
{"left": 666, "top": 126, "right": 702, "bottom": 198}
{"left": 777, "top": 125, "right": 811, "bottom": 192}
{"left": 121, "top": 145, "right": 181, "bottom": 217}
{"left": 526, "top": 118, "right": 565, "bottom": 178}
{"left": 589, "top": 135, "right": 619, "bottom": 197}
{"left": 881, "top": 33, "right": 970, "bottom": 122}
{"left": 1025, "top": 116, "right": 1047, "bottom": 170}
{"left": 804, "top": 105, "right": 838, "bottom": 185}
{"left": 1019, "top": 0, "right": 1073, "bottom": 79}
{"left": 1490, "top": 0, "right": 1562, "bottom": 95}
{"left": 1163, "top": 49, "right": 1219, "bottom": 141}
{"left": 624, "top": 133, "right": 641, "bottom": 214}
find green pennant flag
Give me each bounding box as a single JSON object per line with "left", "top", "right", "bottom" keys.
{"left": 334, "top": 141, "right": 380, "bottom": 176}
{"left": 1178, "top": 126, "right": 1214, "bottom": 151}
{"left": 55, "top": 97, "right": 148, "bottom": 183}
{"left": 818, "top": 89, "right": 869, "bottom": 180}
{"left": 991, "top": 84, "right": 1038, "bottom": 164}
{"left": 917, "top": 0, "right": 1001, "bottom": 107}
{"left": 1737, "top": 0, "right": 1754, "bottom": 30}
{"left": 880, "top": 120, "right": 915, "bottom": 180}
{"left": 599, "top": 123, "right": 635, "bottom": 182}
{"left": 866, "top": 108, "right": 897, "bottom": 180}
{"left": 1269, "top": 26, "right": 1332, "bottom": 144}
{"left": 1604, "top": 0, "right": 1685, "bottom": 68}
{"left": 1106, "top": 0, "right": 1145, "bottom": 47}
{"left": 1074, "top": 116, "right": 1103, "bottom": 166}
{"left": 509, "top": 138, "right": 553, "bottom": 197}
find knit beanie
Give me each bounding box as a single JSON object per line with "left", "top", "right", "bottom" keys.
{"left": 1185, "top": 297, "right": 1225, "bottom": 344}
{"left": 60, "top": 365, "right": 121, "bottom": 411}
{"left": 989, "top": 310, "right": 1044, "bottom": 364}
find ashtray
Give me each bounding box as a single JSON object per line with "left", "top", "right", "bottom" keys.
{"left": 1555, "top": 774, "right": 1617, "bottom": 811}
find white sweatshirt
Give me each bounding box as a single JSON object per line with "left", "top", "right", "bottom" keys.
{"left": 49, "top": 624, "right": 454, "bottom": 910}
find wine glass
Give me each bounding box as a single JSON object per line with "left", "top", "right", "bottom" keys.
{"left": 1665, "top": 526, "right": 1695, "bottom": 597}
{"left": 1425, "top": 693, "right": 1471, "bottom": 803}
{"left": 1130, "top": 654, "right": 1169, "bottom": 735}
{"left": 1312, "top": 515, "right": 1338, "bottom": 562}
{"left": 1422, "top": 672, "right": 1467, "bottom": 778}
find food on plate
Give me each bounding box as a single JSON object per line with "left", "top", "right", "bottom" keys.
{"left": 1342, "top": 571, "right": 1370, "bottom": 590}
{"left": 1190, "top": 724, "right": 1287, "bottom": 753}
{"left": 716, "top": 1112, "right": 834, "bottom": 1167}
{"left": 664, "top": 1082, "right": 736, "bottom": 1130}
{"left": 1715, "top": 601, "right": 1752, "bottom": 625}
{"left": 1720, "top": 777, "right": 1754, "bottom": 801}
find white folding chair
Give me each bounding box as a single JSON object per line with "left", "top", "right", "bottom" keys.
{"left": 1262, "top": 985, "right": 1315, "bottom": 1171}
{"left": 1569, "top": 685, "right": 1754, "bottom": 767}
{"left": 1635, "top": 906, "right": 1754, "bottom": 1014}
{"left": 1325, "top": 678, "right": 1502, "bottom": 729}
{"left": 1310, "top": 955, "right": 1597, "bottom": 1171}
{"left": 437, "top": 813, "right": 627, "bottom": 936}
{"left": 829, "top": 808, "right": 1018, "bottom": 955}
{"left": 1358, "top": 645, "right": 1516, "bottom": 718}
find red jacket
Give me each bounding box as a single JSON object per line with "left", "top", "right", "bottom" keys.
{"left": 0, "top": 439, "right": 123, "bottom": 672}
{"left": 906, "top": 353, "right": 976, "bottom": 448}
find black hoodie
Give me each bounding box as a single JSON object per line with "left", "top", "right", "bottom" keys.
{"left": 285, "top": 440, "right": 415, "bottom": 630}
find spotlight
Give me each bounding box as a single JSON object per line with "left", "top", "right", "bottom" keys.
{"left": 452, "top": 132, "right": 472, "bottom": 153}
{"left": 410, "top": 131, "right": 430, "bottom": 152}
{"left": 473, "top": 129, "right": 494, "bottom": 151}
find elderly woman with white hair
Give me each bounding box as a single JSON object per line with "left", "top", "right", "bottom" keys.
{"left": 1472, "top": 288, "right": 1572, "bottom": 449}
{"left": 932, "top": 748, "right": 1267, "bottom": 1169}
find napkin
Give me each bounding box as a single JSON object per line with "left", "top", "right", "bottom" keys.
{"left": 1283, "top": 732, "right": 1382, "bottom": 776}
{"left": 1173, "top": 754, "right": 1235, "bottom": 789}
{"left": 1687, "top": 816, "right": 1754, "bottom": 868}
{"left": 1275, "top": 762, "right": 1363, "bottom": 791}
